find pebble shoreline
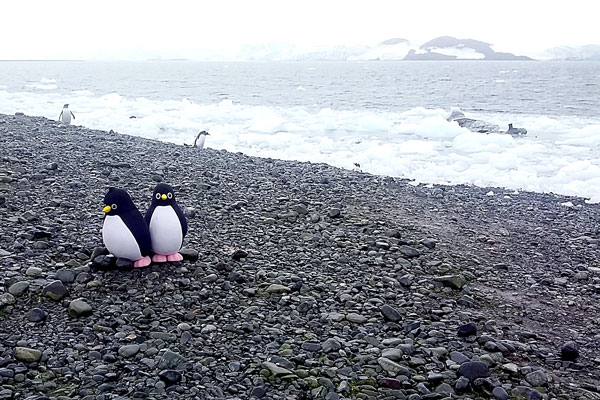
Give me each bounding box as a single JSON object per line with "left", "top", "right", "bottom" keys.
{"left": 1, "top": 113, "right": 600, "bottom": 400}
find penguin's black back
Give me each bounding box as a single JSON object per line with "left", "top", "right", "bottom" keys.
{"left": 145, "top": 183, "right": 187, "bottom": 237}
{"left": 104, "top": 188, "right": 152, "bottom": 256}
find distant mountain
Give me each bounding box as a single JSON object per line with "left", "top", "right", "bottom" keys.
{"left": 542, "top": 45, "right": 600, "bottom": 61}
{"left": 224, "top": 35, "right": 534, "bottom": 61}
{"left": 348, "top": 38, "right": 413, "bottom": 61}
{"left": 381, "top": 38, "right": 409, "bottom": 46}
{"left": 405, "top": 36, "right": 532, "bottom": 61}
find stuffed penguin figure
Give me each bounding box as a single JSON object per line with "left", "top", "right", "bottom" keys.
{"left": 102, "top": 188, "right": 152, "bottom": 268}
{"left": 145, "top": 183, "right": 187, "bottom": 263}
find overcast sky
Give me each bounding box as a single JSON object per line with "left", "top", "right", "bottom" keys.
{"left": 1, "top": 0, "right": 598, "bottom": 60}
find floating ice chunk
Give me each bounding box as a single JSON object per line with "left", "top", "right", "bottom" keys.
{"left": 26, "top": 83, "right": 57, "bottom": 90}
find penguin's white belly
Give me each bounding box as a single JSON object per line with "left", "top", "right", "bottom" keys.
{"left": 61, "top": 110, "right": 71, "bottom": 124}
{"left": 149, "top": 206, "right": 183, "bottom": 255}
{"left": 197, "top": 135, "right": 206, "bottom": 149}
{"left": 102, "top": 215, "right": 143, "bottom": 260}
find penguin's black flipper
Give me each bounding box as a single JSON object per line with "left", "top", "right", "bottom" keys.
{"left": 122, "top": 209, "right": 152, "bottom": 257}
{"left": 173, "top": 203, "right": 188, "bottom": 238}
{"left": 144, "top": 203, "right": 156, "bottom": 227}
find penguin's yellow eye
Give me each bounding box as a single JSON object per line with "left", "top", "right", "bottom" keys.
{"left": 167, "top": 193, "right": 173, "bottom": 199}
{"left": 111, "top": 204, "right": 117, "bottom": 210}
{"left": 155, "top": 193, "right": 161, "bottom": 200}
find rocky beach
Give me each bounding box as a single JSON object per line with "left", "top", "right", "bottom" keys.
{"left": 1, "top": 113, "right": 600, "bottom": 400}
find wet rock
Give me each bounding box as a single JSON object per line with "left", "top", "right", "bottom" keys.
{"left": 158, "top": 369, "right": 182, "bottom": 384}
{"left": 25, "top": 266, "right": 43, "bottom": 277}
{"left": 262, "top": 362, "right": 296, "bottom": 378}
{"left": 399, "top": 245, "right": 420, "bottom": 258}
{"left": 265, "top": 284, "right": 290, "bottom": 294}
{"left": 250, "top": 386, "right": 267, "bottom": 398}
{"left": 231, "top": 249, "right": 248, "bottom": 261}
{"left": 8, "top": 281, "right": 29, "bottom": 296}
{"left": 68, "top": 299, "right": 93, "bottom": 317}
{"left": 15, "top": 347, "right": 42, "bottom": 362}
{"left": 157, "top": 350, "right": 186, "bottom": 370}
{"left": 457, "top": 361, "right": 490, "bottom": 381}
{"left": 118, "top": 344, "right": 140, "bottom": 358}
{"left": 179, "top": 248, "right": 199, "bottom": 262}
{"left": 380, "top": 304, "right": 402, "bottom": 322}
{"left": 346, "top": 313, "right": 367, "bottom": 324}
{"left": 56, "top": 268, "right": 76, "bottom": 283}
{"left": 525, "top": 370, "right": 547, "bottom": 387}
{"left": 457, "top": 322, "right": 477, "bottom": 337}
{"left": 43, "top": 280, "right": 68, "bottom": 301}
{"left": 377, "top": 357, "right": 410, "bottom": 375}
{"left": 27, "top": 308, "right": 47, "bottom": 322}
{"left": 492, "top": 386, "right": 509, "bottom": 400}
{"left": 328, "top": 208, "right": 341, "bottom": 218}
{"left": 561, "top": 341, "right": 579, "bottom": 361}
{"left": 435, "top": 274, "right": 466, "bottom": 290}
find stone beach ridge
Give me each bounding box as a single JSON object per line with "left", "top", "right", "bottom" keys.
{"left": 1, "top": 112, "right": 600, "bottom": 400}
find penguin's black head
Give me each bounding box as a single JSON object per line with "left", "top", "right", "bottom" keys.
{"left": 64, "top": 104, "right": 69, "bottom": 108}
{"left": 152, "top": 183, "right": 177, "bottom": 205}
{"left": 103, "top": 187, "right": 136, "bottom": 216}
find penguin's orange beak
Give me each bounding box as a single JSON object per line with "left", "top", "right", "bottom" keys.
{"left": 103, "top": 205, "right": 111, "bottom": 213}
{"left": 161, "top": 194, "right": 167, "bottom": 200}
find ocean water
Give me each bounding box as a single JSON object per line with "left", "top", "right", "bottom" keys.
{"left": 1, "top": 60, "right": 599, "bottom": 202}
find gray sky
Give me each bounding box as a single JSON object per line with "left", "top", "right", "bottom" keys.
{"left": 1, "top": 0, "right": 598, "bottom": 60}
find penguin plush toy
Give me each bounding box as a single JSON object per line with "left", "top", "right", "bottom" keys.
{"left": 102, "top": 188, "right": 152, "bottom": 268}
{"left": 145, "top": 183, "right": 187, "bottom": 263}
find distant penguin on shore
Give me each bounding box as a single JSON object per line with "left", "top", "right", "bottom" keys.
{"left": 145, "top": 183, "right": 187, "bottom": 263}
{"left": 58, "top": 104, "right": 75, "bottom": 125}
{"left": 193, "top": 130, "right": 210, "bottom": 149}
{"left": 102, "top": 188, "right": 152, "bottom": 268}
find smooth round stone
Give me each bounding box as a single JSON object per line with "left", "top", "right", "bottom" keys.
{"left": 27, "top": 308, "right": 48, "bottom": 322}
{"left": 118, "top": 345, "right": 140, "bottom": 358}
{"left": 457, "top": 322, "right": 477, "bottom": 337}
{"left": 25, "top": 266, "right": 43, "bottom": 277}
{"left": 56, "top": 268, "right": 76, "bottom": 283}
{"left": 525, "top": 370, "right": 547, "bottom": 387}
{"left": 15, "top": 347, "right": 42, "bottom": 363}
{"left": 8, "top": 281, "right": 29, "bottom": 296}
{"left": 492, "top": 386, "right": 509, "bottom": 400}
{"left": 561, "top": 341, "right": 579, "bottom": 361}
{"left": 457, "top": 361, "right": 490, "bottom": 381}
{"left": 68, "top": 299, "right": 93, "bottom": 317}
{"left": 158, "top": 369, "right": 181, "bottom": 384}
{"left": 380, "top": 304, "right": 401, "bottom": 322}
{"left": 177, "top": 323, "right": 191, "bottom": 331}
{"left": 43, "top": 280, "right": 68, "bottom": 301}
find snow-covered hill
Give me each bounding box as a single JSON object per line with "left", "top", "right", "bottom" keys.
{"left": 210, "top": 37, "right": 598, "bottom": 61}
{"left": 542, "top": 45, "right": 600, "bottom": 61}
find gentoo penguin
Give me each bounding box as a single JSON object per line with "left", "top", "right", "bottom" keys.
{"left": 144, "top": 183, "right": 187, "bottom": 263}
{"left": 102, "top": 188, "right": 152, "bottom": 268}
{"left": 58, "top": 104, "right": 75, "bottom": 125}
{"left": 193, "top": 130, "right": 210, "bottom": 149}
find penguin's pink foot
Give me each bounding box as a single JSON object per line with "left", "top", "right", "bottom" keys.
{"left": 134, "top": 256, "right": 151, "bottom": 268}
{"left": 167, "top": 252, "right": 183, "bottom": 262}
{"left": 152, "top": 254, "right": 168, "bottom": 263}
